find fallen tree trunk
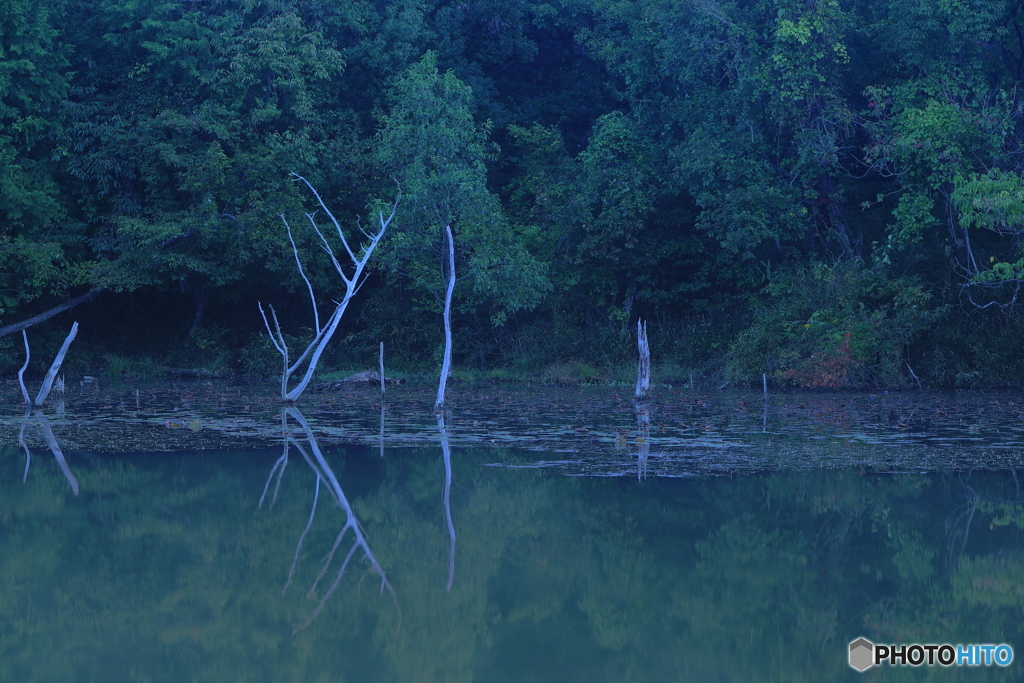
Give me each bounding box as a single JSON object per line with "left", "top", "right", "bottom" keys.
{"left": 314, "top": 370, "right": 405, "bottom": 391}
{"left": 0, "top": 289, "right": 105, "bottom": 339}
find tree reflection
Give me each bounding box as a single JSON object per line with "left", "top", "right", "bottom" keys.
{"left": 261, "top": 406, "right": 397, "bottom": 632}
{"left": 438, "top": 414, "right": 456, "bottom": 591}
{"left": 18, "top": 409, "right": 78, "bottom": 495}
{"left": 634, "top": 401, "right": 649, "bottom": 481}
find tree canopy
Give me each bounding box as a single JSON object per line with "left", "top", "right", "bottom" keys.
{"left": 2, "top": 0, "right": 1024, "bottom": 386}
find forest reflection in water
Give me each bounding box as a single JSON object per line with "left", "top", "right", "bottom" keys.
{"left": 4, "top": 389, "right": 1024, "bottom": 681}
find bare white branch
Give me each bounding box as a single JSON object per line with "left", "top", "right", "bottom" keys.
{"left": 308, "top": 216, "right": 350, "bottom": 284}
{"left": 18, "top": 324, "right": 79, "bottom": 407}
{"left": 18, "top": 331, "right": 30, "bottom": 405}
{"left": 292, "top": 173, "right": 356, "bottom": 262}
{"left": 35, "top": 322, "right": 78, "bottom": 407}
{"left": 258, "top": 303, "right": 287, "bottom": 355}
{"left": 283, "top": 215, "right": 320, "bottom": 333}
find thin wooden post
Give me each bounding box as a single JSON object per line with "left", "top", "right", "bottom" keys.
{"left": 379, "top": 341, "right": 385, "bottom": 397}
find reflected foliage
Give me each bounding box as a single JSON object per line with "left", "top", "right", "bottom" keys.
{"left": 3, "top": 439, "right": 1024, "bottom": 680}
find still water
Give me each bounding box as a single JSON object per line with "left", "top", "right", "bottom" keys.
{"left": 3, "top": 383, "right": 1024, "bottom": 681}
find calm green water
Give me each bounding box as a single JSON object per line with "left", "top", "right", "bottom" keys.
{"left": 3, "top": 440, "right": 1024, "bottom": 681}
{"left": 3, "top": 386, "right": 1024, "bottom": 680}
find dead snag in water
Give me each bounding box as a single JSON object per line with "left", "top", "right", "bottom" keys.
{"left": 634, "top": 319, "right": 650, "bottom": 400}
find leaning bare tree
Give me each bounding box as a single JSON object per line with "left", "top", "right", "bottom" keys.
{"left": 18, "top": 322, "right": 78, "bottom": 407}
{"left": 260, "top": 174, "right": 399, "bottom": 402}
{"left": 15, "top": 323, "right": 80, "bottom": 494}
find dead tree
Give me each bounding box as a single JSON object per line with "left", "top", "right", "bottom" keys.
{"left": 434, "top": 225, "right": 456, "bottom": 414}
{"left": 634, "top": 319, "right": 650, "bottom": 400}
{"left": 260, "top": 174, "right": 399, "bottom": 402}
{"left": 18, "top": 322, "right": 78, "bottom": 407}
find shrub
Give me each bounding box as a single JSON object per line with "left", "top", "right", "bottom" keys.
{"left": 727, "top": 261, "right": 947, "bottom": 388}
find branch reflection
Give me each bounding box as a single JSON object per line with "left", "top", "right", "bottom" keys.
{"left": 18, "top": 409, "right": 79, "bottom": 495}
{"left": 635, "top": 401, "right": 650, "bottom": 481}
{"left": 438, "top": 414, "right": 456, "bottom": 591}
{"left": 261, "top": 406, "right": 397, "bottom": 633}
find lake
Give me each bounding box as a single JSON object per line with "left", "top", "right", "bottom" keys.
{"left": 3, "top": 380, "right": 1023, "bottom": 680}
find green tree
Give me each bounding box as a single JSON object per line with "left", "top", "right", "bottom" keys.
{"left": 0, "top": 0, "right": 82, "bottom": 327}
{"left": 47, "top": 0, "right": 348, "bottom": 349}
{"left": 373, "top": 53, "right": 548, "bottom": 359}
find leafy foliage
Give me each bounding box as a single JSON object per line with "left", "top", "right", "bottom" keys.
{"left": 728, "top": 262, "right": 946, "bottom": 388}
{"left": 2, "top": 0, "right": 1024, "bottom": 381}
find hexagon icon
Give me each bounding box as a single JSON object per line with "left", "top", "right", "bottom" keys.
{"left": 849, "top": 637, "right": 874, "bottom": 672}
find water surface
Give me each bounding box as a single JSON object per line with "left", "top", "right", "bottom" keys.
{"left": 3, "top": 382, "right": 1023, "bottom": 680}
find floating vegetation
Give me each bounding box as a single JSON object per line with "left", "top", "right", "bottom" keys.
{"left": 3, "top": 379, "right": 1024, "bottom": 475}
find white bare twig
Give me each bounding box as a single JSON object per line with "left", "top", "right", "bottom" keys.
{"left": 292, "top": 173, "right": 357, "bottom": 263}
{"left": 284, "top": 218, "right": 320, "bottom": 332}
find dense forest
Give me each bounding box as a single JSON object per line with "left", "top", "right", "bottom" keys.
{"left": 2, "top": 0, "right": 1024, "bottom": 387}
